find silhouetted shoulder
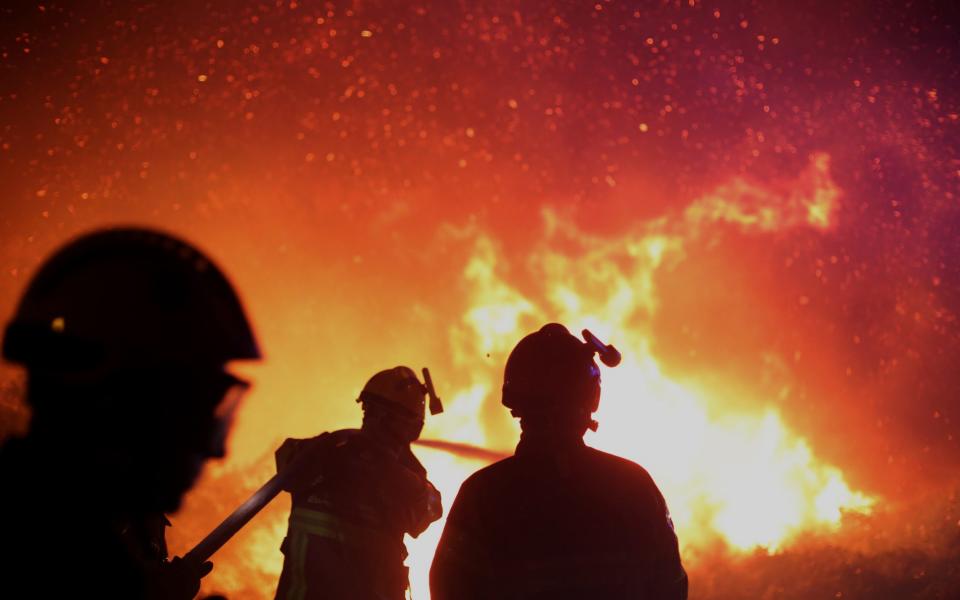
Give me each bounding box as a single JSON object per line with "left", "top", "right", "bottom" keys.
{"left": 583, "top": 445, "right": 662, "bottom": 484}
{"left": 582, "top": 445, "right": 668, "bottom": 502}
{"left": 328, "top": 428, "right": 363, "bottom": 446}
{"left": 456, "top": 454, "right": 520, "bottom": 490}
{"left": 451, "top": 444, "right": 670, "bottom": 531}
{"left": 463, "top": 445, "right": 662, "bottom": 492}
{"left": 399, "top": 444, "right": 428, "bottom": 477}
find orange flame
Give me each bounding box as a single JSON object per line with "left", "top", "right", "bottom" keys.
{"left": 406, "top": 152, "right": 871, "bottom": 597}
{"left": 176, "top": 152, "right": 872, "bottom": 600}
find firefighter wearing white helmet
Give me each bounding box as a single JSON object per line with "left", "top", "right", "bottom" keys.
{"left": 431, "top": 323, "right": 687, "bottom": 600}
{"left": 274, "top": 366, "right": 443, "bottom": 600}
{"left": 0, "top": 227, "right": 261, "bottom": 599}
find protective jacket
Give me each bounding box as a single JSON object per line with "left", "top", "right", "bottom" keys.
{"left": 0, "top": 437, "right": 146, "bottom": 598}
{"left": 430, "top": 436, "right": 688, "bottom": 600}
{"left": 275, "top": 429, "right": 441, "bottom": 600}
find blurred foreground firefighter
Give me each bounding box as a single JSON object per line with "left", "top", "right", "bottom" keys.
{"left": 274, "top": 366, "right": 443, "bottom": 600}
{"left": 0, "top": 228, "right": 260, "bottom": 599}
{"left": 430, "top": 323, "right": 688, "bottom": 600}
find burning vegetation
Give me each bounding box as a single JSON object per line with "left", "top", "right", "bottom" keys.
{"left": 2, "top": 0, "right": 959, "bottom": 598}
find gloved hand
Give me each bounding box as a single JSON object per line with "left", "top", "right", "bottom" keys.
{"left": 407, "top": 481, "right": 443, "bottom": 538}
{"left": 146, "top": 556, "right": 213, "bottom": 600}
{"left": 425, "top": 481, "right": 443, "bottom": 522}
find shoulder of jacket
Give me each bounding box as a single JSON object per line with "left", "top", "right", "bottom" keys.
{"left": 460, "top": 455, "right": 519, "bottom": 489}
{"left": 328, "top": 428, "right": 362, "bottom": 446}
{"left": 399, "top": 445, "right": 428, "bottom": 475}
{"left": 585, "top": 446, "right": 665, "bottom": 487}
{"left": 585, "top": 444, "right": 650, "bottom": 472}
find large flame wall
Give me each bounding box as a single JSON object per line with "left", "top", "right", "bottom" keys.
{"left": 2, "top": 1, "right": 959, "bottom": 598}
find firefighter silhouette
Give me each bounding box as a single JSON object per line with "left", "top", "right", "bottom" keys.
{"left": 274, "top": 366, "right": 443, "bottom": 600}
{"left": 0, "top": 228, "right": 260, "bottom": 599}
{"left": 430, "top": 323, "right": 688, "bottom": 599}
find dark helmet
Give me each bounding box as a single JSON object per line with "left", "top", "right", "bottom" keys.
{"left": 359, "top": 366, "right": 429, "bottom": 417}
{"left": 2, "top": 228, "right": 260, "bottom": 513}
{"left": 2, "top": 227, "right": 261, "bottom": 380}
{"left": 502, "top": 323, "right": 601, "bottom": 419}
{"left": 358, "top": 366, "right": 443, "bottom": 443}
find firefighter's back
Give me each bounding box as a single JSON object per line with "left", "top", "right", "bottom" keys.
{"left": 275, "top": 429, "right": 426, "bottom": 600}
{"left": 437, "top": 439, "right": 684, "bottom": 599}
{"left": 431, "top": 324, "right": 687, "bottom": 600}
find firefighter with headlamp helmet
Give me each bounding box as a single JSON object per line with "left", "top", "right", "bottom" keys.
{"left": 501, "top": 322, "right": 603, "bottom": 434}
{"left": 273, "top": 366, "right": 443, "bottom": 600}
{"left": 0, "top": 227, "right": 261, "bottom": 599}
{"left": 431, "top": 323, "right": 688, "bottom": 600}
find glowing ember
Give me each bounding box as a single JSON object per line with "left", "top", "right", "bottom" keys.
{"left": 169, "top": 152, "right": 875, "bottom": 599}
{"left": 4, "top": 1, "right": 959, "bottom": 598}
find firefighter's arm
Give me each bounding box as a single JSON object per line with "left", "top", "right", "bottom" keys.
{"left": 144, "top": 557, "right": 213, "bottom": 600}
{"left": 648, "top": 492, "right": 688, "bottom": 600}
{"left": 397, "top": 447, "right": 442, "bottom": 537}
{"left": 408, "top": 480, "right": 442, "bottom": 538}
{"left": 430, "top": 478, "right": 488, "bottom": 600}
{"left": 425, "top": 480, "right": 443, "bottom": 522}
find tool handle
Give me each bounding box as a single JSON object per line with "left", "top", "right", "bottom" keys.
{"left": 182, "top": 434, "right": 333, "bottom": 567}
{"left": 182, "top": 471, "right": 290, "bottom": 568}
